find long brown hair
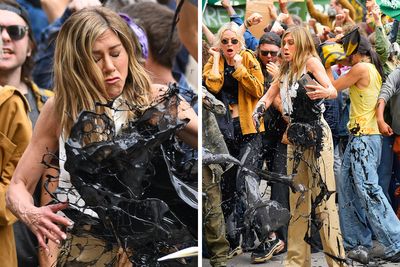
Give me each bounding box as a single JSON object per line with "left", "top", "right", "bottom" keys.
{"left": 277, "top": 26, "right": 319, "bottom": 84}
{"left": 53, "top": 7, "right": 152, "bottom": 137}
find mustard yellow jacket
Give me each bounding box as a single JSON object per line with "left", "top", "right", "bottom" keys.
{"left": 0, "top": 86, "right": 32, "bottom": 267}
{"left": 29, "top": 80, "right": 53, "bottom": 112}
{"left": 203, "top": 49, "right": 264, "bottom": 135}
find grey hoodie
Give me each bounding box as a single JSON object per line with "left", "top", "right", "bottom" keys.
{"left": 379, "top": 67, "right": 400, "bottom": 134}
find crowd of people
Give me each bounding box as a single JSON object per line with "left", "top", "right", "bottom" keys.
{"left": 1, "top": 0, "right": 198, "bottom": 266}
{"left": 202, "top": 0, "right": 400, "bottom": 266}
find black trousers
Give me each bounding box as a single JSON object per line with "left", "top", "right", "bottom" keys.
{"left": 221, "top": 118, "right": 262, "bottom": 249}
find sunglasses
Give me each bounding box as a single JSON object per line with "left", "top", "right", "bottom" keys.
{"left": 221, "top": 38, "right": 239, "bottom": 45}
{"left": 260, "top": 50, "right": 278, "bottom": 57}
{"left": 0, "top": 25, "right": 29, "bottom": 41}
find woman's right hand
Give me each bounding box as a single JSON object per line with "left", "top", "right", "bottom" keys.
{"left": 252, "top": 100, "right": 266, "bottom": 132}
{"left": 208, "top": 47, "right": 220, "bottom": 58}
{"left": 246, "top": 12, "right": 263, "bottom": 27}
{"left": 266, "top": 62, "right": 279, "bottom": 79}
{"left": 20, "top": 202, "right": 71, "bottom": 251}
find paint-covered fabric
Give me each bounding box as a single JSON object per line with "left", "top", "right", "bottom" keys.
{"left": 338, "top": 134, "right": 400, "bottom": 256}
{"left": 50, "top": 88, "right": 197, "bottom": 266}
{"left": 348, "top": 63, "right": 382, "bottom": 136}
{"left": 284, "top": 118, "right": 346, "bottom": 267}
{"left": 0, "top": 86, "right": 31, "bottom": 267}
{"left": 202, "top": 102, "right": 230, "bottom": 266}
{"left": 203, "top": 49, "right": 265, "bottom": 135}
{"left": 280, "top": 72, "right": 325, "bottom": 123}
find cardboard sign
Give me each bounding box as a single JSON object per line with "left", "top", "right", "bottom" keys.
{"left": 244, "top": 0, "right": 274, "bottom": 39}
{"left": 243, "top": 0, "right": 306, "bottom": 38}
{"left": 203, "top": 0, "right": 309, "bottom": 35}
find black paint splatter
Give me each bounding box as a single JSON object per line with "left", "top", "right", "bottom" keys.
{"left": 44, "top": 85, "right": 197, "bottom": 266}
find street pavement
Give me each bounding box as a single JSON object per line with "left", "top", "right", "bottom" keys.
{"left": 202, "top": 180, "right": 400, "bottom": 266}
{"left": 202, "top": 251, "right": 400, "bottom": 266}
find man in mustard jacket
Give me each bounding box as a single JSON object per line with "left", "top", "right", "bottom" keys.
{"left": 0, "top": 85, "right": 31, "bottom": 267}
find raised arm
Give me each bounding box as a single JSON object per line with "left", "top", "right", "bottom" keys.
{"left": 203, "top": 48, "right": 224, "bottom": 94}
{"left": 221, "top": 0, "right": 236, "bottom": 17}
{"left": 330, "top": 63, "right": 366, "bottom": 91}
{"left": 338, "top": 0, "right": 356, "bottom": 20}
{"left": 278, "top": 0, "right": 295, "bottom": 26}
{"left": 232, "top": 12, "right": 262, "bottom": 51}
{"left": 372, "top": 4, "right": 390, "bottom": 64}
{"left": 306, "top": 0, "right": 330, "bottom": 28}
{"left": 232, "top": 51, "right": 264, "bottom": 98}
{"left": 6, "top": 98, "right": 71, "bottom": 251}
{"left": 40, "top": 0, "right": 69, "bottom": 23}
{"left": 202, "top": 23, "right": 215, "bottom": 45}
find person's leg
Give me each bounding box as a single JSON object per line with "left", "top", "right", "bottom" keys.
{"left": 262, "top": 133, "right": 276, "bottom": 172}
{"left": 393, "top": 156, "right": 400, "bottom": 217}
{"left": 203, "top": 166, "right": 230, "bottom": 267}
{"left": 350, "top": 135, "right": 400, "bottom": 257}
{"left": 378, "top": 135, "right": 395, "bottom": 204}
{"left": 237, "top": 133, "right": 262, "bottom": 250}
{"left": 220, "top": 119, "right": 242, "bottom": 251}
{"left": 333, "top": 137, "right": 341, "bottom": 189}
{"left": 337, "top": 136, "right": 373, "bottom": 250}
{"left": 270, "top": 142, "right": 289, "bottom": 250}
{"left": 312, "top": 125, "right": 346, "bottom": 266}
{"left": 285, "top": 145, "right": 312, "bottom": 267}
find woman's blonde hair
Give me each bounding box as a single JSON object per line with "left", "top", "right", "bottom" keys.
{"left": 277, "top": 26, "right": 319, "bottom": 83}
{"left": 214, "top": 22, "right": 245, "bottom": 51}
{"left": 54, "top": 6, "right": 152, "bottom": 137}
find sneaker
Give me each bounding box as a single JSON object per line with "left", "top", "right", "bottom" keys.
{"left": 227, "top": 246, "right": 243, "bottom": 259}
{"left": 384, "top": 250, "right": 400, "bottom": 263}
{"left": 273, "top": 239, "right": 285, "bottom": 255}
{"left": 347, "top": 245, "right": 369, "bottom": 265}
{"left": 251, "top": 238, "right": 281, "bottom": 264}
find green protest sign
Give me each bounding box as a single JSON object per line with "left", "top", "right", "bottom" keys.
{"left": 377, "top": 0, "right": 400, "bottom": 20}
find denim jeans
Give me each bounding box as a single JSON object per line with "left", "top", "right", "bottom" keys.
{"left": 338, "top": 135, "right": 400, "bottom": 257}
{"left": 378, "top": 135, "right": 395, "bottom": 204}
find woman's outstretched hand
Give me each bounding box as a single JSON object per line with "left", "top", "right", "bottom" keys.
{"left": 306, "top": 83, "right": 335, "bottom": 100}
{"left": 252, "top": 100, "right": 266, "bottom": 132}
{"left": 19, "top": 202, "right": 71, "bottom": 252}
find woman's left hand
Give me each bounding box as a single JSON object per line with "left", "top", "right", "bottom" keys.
{"left": 305, "top": 84, "right": 332, "bottom": 100}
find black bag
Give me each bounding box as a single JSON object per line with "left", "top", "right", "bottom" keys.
{"left": 287, "top": 122, "right": 322, "bottom": 148}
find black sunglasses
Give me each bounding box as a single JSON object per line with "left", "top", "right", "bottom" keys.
{"left": 260, "top": 50, "right": 278, "bottom": 57}
{"left": 0, "top": 25, "right": 29, "bottom": 41}
{"left": 221, "top": 38, "right": 239, "bottom": 45}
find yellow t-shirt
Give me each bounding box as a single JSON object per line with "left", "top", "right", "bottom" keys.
{"left": 348, "top": 63, "right": 382, "bottom": 136}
